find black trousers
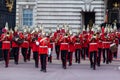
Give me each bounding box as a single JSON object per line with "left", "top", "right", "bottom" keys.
{"left": 113, "top": 45, "right": 118, "bottom": 58}
{"left": 97, "top": 48, "right": 102, "bottom": 66}
{"left": 3, "top": 49, "right": 9, "bottom": 67}
{"left": 61, "top": 50, "right": 68, "bottom": 69}
{"left": 27, "top": 47, "right": 31, "bottom": 61}
{"left": 21, "top": 48, "right": 27, "bottom": 62}
{"left": 33, "top": 52, "right": 39, "bottom": 68}
{"left": 68, "top": 52, "right": 73, "bottom": 66}
{"left": 82, "top": 47, "right": 88, "bottom": 59}
{"left": 90, "top": 51, "right": 97, "bottom": 70}
{"left": 113, "top": 51, "right": 117, "bottom": 58}
{"left": 48, "top": 54, "right": 52, "bottom": 63}
{"left": 103, "top": 48, "right": 109, "bottom": 64}
{"left": 12, "top": 47, "right": 19, "bottom": 64}
{"left": 75, "top": 49, "right": 81, "bottom": 63}
{"left": 40, "top": 54, "right": 47, "bottom": 70}
{"left": 55, "top": 45, "right": 60, "bottom": 59}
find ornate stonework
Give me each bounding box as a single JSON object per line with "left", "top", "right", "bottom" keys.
{"left": 5, "top": 0, "right": 14, "bottom": 12}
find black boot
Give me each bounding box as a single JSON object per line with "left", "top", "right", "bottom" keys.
{"left": 93, "top": 64, "right": 96, "bottom": 70}
{"left": 90, "top": 63, "right": 93, "bottom": 68}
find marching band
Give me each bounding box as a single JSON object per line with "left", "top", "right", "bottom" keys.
{"left": 0, "top": 24, "right": 119, "bottom": 72}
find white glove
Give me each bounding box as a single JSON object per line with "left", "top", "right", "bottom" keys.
{"left": 36, "top": 41, "right": 39, "bottom": 46}
{"left": 48, "top": 48, "right": 51, "bottom": 56}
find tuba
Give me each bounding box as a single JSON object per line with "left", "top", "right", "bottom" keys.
{"left": 13, "top": 32, "right": 24, "bottom": 45}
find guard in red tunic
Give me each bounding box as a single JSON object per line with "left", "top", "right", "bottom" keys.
{"left": 82, "top": 34, "right": 89, "bottom": 60}
{"left": 102, "top": 33, "right": 111, "bottom": 64}
{"left": 38, "top": 34, "right": 49, "bottom": 72}
{"left": 27, "top": 33, "right": 32, "bottom": 61}
{"left": 60, "top": 34, "right": 69, "bottom": 69}
{"left": 74, "top": 35, "right": 82, "bottom": 63}
{"left": 48, "top": 34, "right": 54, "bottom": 63}
{"left": 68, "top": 34, "right": 75, "bottom": 66}
{"left": 89, "top": 34, "right": 98, "bottom": 70}
{"left": 96, "top": 33, "right": 103, "bottom": 66}
{"left": 1, "top": 28, "right": 11, "bottom": 67}
{"left": 21, "top": 33, "right": 29, "bottom": 62}
{"left": 12, "top": 31, "right": 20, "bottom": 64}
{"left": 32, "top": 33, "right": 39, "bottom": 68}
{"left": 54, "top": 30, "right": 61, "bottom": 60}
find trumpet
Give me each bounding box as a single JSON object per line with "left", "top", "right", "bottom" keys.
{"left": 90, "top": 34, "right": 97, "bottom": 42}
{"left": 1, "top": 32, "right": 10, "bottom": 41}
{"left": 55, "top": 37, "right": 59, "bottom": 43}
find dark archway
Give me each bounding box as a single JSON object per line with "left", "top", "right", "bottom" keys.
{"left": 82, "top": 12, "right": 95, "bottom": 29}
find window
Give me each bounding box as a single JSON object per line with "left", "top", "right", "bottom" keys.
{"left": 23, "top": 9, "right": 33, "bottom": 26}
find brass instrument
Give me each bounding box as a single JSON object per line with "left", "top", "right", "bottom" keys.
{"left": 90, "top": 34, "right": 97, "bottom": 42}
{"left": 55, "top": 36, "right": 59, "bottom": 43}
{"left": 13, "top": 32, "right": 24, "bottom": 45}
{"left": 1, "top": 32, "right": 10, "bottom": 41}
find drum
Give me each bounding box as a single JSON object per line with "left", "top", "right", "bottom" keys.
{"left": 110, "top": 43, "right": 117, "bottom": 53}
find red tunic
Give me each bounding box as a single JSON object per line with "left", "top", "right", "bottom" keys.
{"left": 49, "top": 36, "right": 55, "bottom": 49}
{"left": 60, "top": 36, "right": 69, "bottom": 50}
{"left": 102, "top": 41, "right": 111, "bottom": 49}
{"left": 1, "top": 34, "right": 11, "bottom": 50}
{"left": 89, "top": 38, "right": 98, "bottom": 52}
{"left": 89, "top": 43, "right": 98, "bottom": 52}
{"left": 68, "top": 36, "right": 75, "bottom": 52}
{"left": 74, "top": 43, "right": 81, "bottom": 49}
{"left": 2, "top": 41, "right": 11, "bottom": 50}
{"left": 114, "top": 38, "right": 119, "bottom": 45}
{"left": 39, "top": 37, "right": 48, "bottom": 54}
{"left": 12, "top": 41, "right": 19, "bottom": 48}
{"left": 27, "top": 34, "right": 32, "bottom": 48}
{"left": 12, "top": 34, "right": 19, "bottom": 48}
{"left": 21, "top": 40, "right": 29, "bottom": 48}
{"left": 55, "top": 34, "right": 62, "bottom": 46}
{"left": 97, "top": 40, "right": 103, "bottom": 48}
{"left": 74, "top": 36, "right": 82, "bottom": 49}
{"left": 83, "top": 39, "right": 89, "bottom": 48}
{"left": 32, "top": 41, "right": 39, "bottom": 52}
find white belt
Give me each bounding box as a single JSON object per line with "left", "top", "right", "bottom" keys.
{"left": 103, "top": 42, "right": 111, "bottom": 44}
{"left": 75, "top": 43, "right": 80, "bottom": 44}
{"left": 3, "top": 41, "right": 10, "bottom": 43}
{"left": 50, "top": 43, "right": 53, "bottom": 44}
{"left": 61, "top": 43, "right": 68, "bottom": 44}
{"left": 39, "top": 46, "right": 48, "bottom": 48}
{"left": 90, "top": 43, "right": 97, "bottom": 45}
{"left": 24, "top": 41, "right": 28, "bottom": 43}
